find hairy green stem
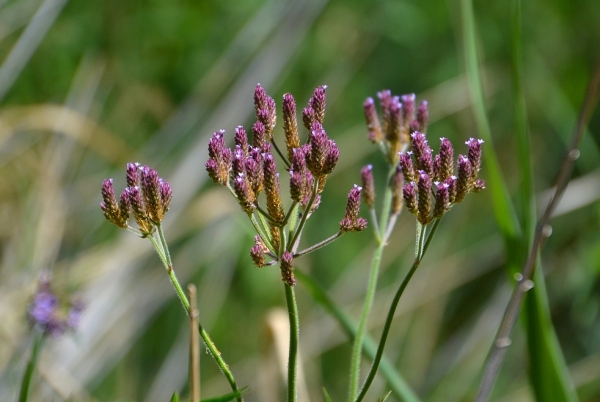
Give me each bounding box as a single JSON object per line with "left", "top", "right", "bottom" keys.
{"left": 18, "top": 329, "right": 44, "bottom": 402}
{"left": 285, "top": 283, "right": 300, "bottom": 402}
{"left": 355, "top": 219, "right": 441, "bottom": 402}
{"left": 348, "top": 164, "right": 396, "bottom": 401}
{"left": 153, "top": 224, "right": 243, "bottom": 402}
{"left": 294, "top": 232, "right": 343, "bottom": 257}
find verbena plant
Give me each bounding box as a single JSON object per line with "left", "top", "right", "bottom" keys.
{"left": 96, "top": 84, "right": 484, "bottom": 402}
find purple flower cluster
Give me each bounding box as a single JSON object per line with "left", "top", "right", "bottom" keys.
{"left": 28, "top": 273, "right": 83, "bottom": 337}
{"left": 361, "top": 90, "right": 484, "bottom": 224}
{"left": 398, "top": 134, "right": 485, "bottom": 224}
{"left": 101, "top": 163, "right": 172, "bottom": 236}
{"left": 363, "top": 91, "right": 429, "bottom": 162}
{"left": 206, "top": 84, "right": 367, "bottom": 285}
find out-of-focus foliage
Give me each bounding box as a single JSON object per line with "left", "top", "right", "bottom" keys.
{"left": 0, "top": 0, "right": 599, "bottom": 401}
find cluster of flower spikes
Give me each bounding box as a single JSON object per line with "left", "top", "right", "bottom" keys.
{"left": 206, "top": 84, "right": 367, "bottom": 285}
{"left": 28, "top": 272, "right": 83, "bottom": 337}
{"left": 101, "top": 163, "right": 173, "bottom": 236}
{"left": 361, "top": 91, "right": 485, "bottom": 224}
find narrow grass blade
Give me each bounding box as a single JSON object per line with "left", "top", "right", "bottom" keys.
{"left": 510, "top": 1, "right": 578, "bottom": 400}
{"left": 201, "top": 386, "right": 249, "bottom": 402}
{"left": 18, "top": 329, "right": 44, "bottom": 402}
{"left": 170, "top": 392, "right": 180, "bottom": 402}
{"left": 525, "top": 269, "right": 579, "bottom": 402}
{"left": 323, "top": 387, "right": 334, "bottom": 402}
{"left": 460, "top": 0, "right": 521, "bottom": 241}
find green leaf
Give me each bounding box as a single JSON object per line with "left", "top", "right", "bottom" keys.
{"left": 525, "top": 269, "right": 579, "bottom": 402}
{"left": 201, "top": 386, "right": 249, "bottom": 402}
{"left": 323, "top": 387, "right": 334, "bottom": 402}
{"left": 378, "top": 391, "right": 392, "bottom": 402}
{"left": 170, "top": 392, "right": 179, "bottom": 402}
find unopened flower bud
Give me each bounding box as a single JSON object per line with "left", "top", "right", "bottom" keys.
{"left": 378, "top": 90, "right": 392, "bottom": 136}
{"left": 472, "top": 178, "right": 486, "bottom": 193}
{"left": 321, "top": 139, "right": 339, "bottom": 176}
{"left": 403, "top": 182, "right": 418, "bottom": 215}
{"left": 263, "top": 154, "right": 285, "bottom": 224}
{"left": 417, "top": 101, "right": 429, "bottom": 133}
{"left": 283, "top": 93, "right": 300, "bottom": 161}
{"left": 409, "top": 120, "right": 420, "bottom": 135}
{"left": 128, "top": 186, "right": 152, "bottom": 235}
{"left": 308, "top": 123, "right": 328, "bottom": 177}
{"left": 253, "top": 83, "right": 269, "bottom": 116}
{"left": 433, "top": 182, "right": 450, "bottom": 219}
{"left": 386, "top": 97, "right": 402, "bottom": 157}
{"left": 101, "top": 179, "right": 127, "bottom": 228}
{"left": 141, "top": 166, "right": 164, "bottom": 223}
{"left": 309, "top": 85, "right": 327, "bottom": 124}
{"left": 391, "top": 165, "right": 404, "bottom": 214}
{"left": 235, "top": 126, "right": 249, "bottom": 156}
{"left": 361, "top": 165, "right": 375, "bottom": 208}
{"left": 232, "top": 146, "right": 246, "bottom": 177}
{"left": 399, "top": 152, "right": 416, "bottom": 183}
{"left": 364, "top": 97, "right": 383, "bottom": 143}
{"left": 410, "top": 132, "right": 431, "bottom": 172}
{"left": 419, "top": 148, "right": 434, "bottom": 178}
{"left": 438, "top": 138, "right": 454, "bottom": 182}
{"left": 206, "top": 130, "right": 232, "bottom": 186}
{"left": 401, "top": 93, "right": 416, "bottom": 125}
{"left": 252, "top": 121, "right": 268, "bottom": 149}
{"left": 302, "top": 107, "right": 316, "bottom": 131}
{"left": 417, "top": 171, "right": 432, "bottom": 224}
{"left": 340, "top": 185, "right": 367, "bottom": 232}
{"left": 466, "top": 138, "right": 484, "bottom": 178}
{"left": 126, "top": 163, "right": 141, "bottom": 188}
{"left": 455, "top": 155, "right": 472, "bottom": 203}
{"left": 250, "top": 243, "right": 265, "bottom": 268}
{"left": 246, "top": 150, "right": 264, "bottom": 195}
{"left": 233, "top": 173, "right": 256, "bottom": 213}
{"left": 159, "top": 180, "right": 172, "bottom": 214}
{"left": 280, "top": 251, "right": 296, "bottom": 286}
{"left": 445, "top": 176, "right": 457, "bottom": 203}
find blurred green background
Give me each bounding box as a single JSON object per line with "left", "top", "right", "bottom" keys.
{"left": 0, "top": 0, "right": 599, "bottom": 401}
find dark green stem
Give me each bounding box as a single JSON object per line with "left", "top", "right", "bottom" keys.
{"left": 18, "top": 329, "right": 44, "bottom": 402}
{"left": 355, "top": 219, "right": 441, "bottom": 402}
{"left": 285, "top": 284, "right": 300, "bottom": 402}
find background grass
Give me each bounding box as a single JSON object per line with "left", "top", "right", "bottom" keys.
{"left": 0, "top": 0, "right": 599, "bottom": 401}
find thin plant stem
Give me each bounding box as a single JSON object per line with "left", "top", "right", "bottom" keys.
{"left": 18, "top": 328, "right": 44, "bottom": 402}
{"left": 282, "top": 201, "right": 299, "bottom": 227}
{"left": 285, "top": 283, "right": 300, "bottom": 402}
{"left": 348, "top": 164, "right": 396, "bottom": 401}
{"left": 369, "top": 208, "right": 380, "bottom": 242}
{"left": 188, "top": 284, "right": 200, "bottom": 402}
{"left": 287, "top": 179, "right": 320, "bottom": 253}
{"left": 152, "top": 224, "right": 244, "bottom": 402}
{"left": 255, "top": 204, "right": 279, "bottom": 226}
{"left": 474, "top": 61, "right": 600, "bottom": 402}
{"left": 295, "top": 270, "right": 421, "bottom": 402}
{"left": 355, "top": 218, "right": 441, "bottom": 402}
{"left": 249, "top": 213, "right": 275, "bottom": 252}
{"left": 294, "top": 232, "right": 343, "bottom": 257}
{"left": 271, "top": 138, "right": 291, "bottom": 169}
